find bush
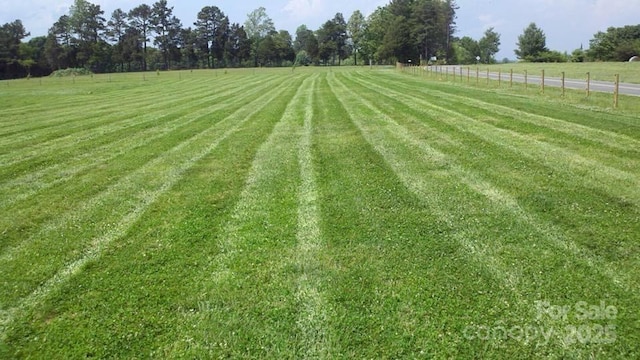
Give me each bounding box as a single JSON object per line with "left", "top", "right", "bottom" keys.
{"left": 571, "top": 48, "right": 586, "bottom": 63}
{"left": 50, "top": 68, "right": 94, "bottom": 77}
{"left": 525, "top": 51, "right": 568, "bottom": 63}
{"left": 295, "top": 51, "right": 312, "bottom": 66}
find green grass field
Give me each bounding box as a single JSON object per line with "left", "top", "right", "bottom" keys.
{"left": 1, "top": 68, "right": 639, "bottom": 358}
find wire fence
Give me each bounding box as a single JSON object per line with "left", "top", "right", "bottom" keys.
{"left": 397, "top": 63, "right": 630, "bottom": 108}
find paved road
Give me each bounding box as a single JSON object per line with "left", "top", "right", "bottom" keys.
{"left": 431, "top": 66, "right": 640, "bottom": 97}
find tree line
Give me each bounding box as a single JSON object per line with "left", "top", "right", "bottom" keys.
{"left": 513, "top": 22, "right": 640, "bottom": 63}
{"left": 1, "top": 0, "right": 639, "bottom": 79}
{"left": 0, "top": 0, "right": 459, "bottom": 79}
{"left": 454, "top": 22, "right": 640, "bottom": 65}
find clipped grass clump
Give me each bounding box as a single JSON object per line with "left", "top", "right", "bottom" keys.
{"left": 50, "top": 68, "right": 95, "bottom": 77}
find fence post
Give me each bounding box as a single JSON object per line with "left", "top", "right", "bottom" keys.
{"left": 524, "top": 70, "right": 528, "bottom": 89}
{"left": 561, "top": 71, "right": 565, "bottom": 97}
{"left": 460, "top": 66, "right": 463, "bottom": 82}
{"left": 614, "top": 74, "right": 620, "bottom": 108}
{"left": 498, "top": 69, "right": 502, "bottom": 87}
{"left": 476, "top": 67, "right": 479, "bottom": 86}
{"left": 510, "top": 69, "right": 513, "bottom": 88}
{"left": 467, "top": 67, "right": 470, "bottom": 84}
{"left": 541, "top": 69, "right": 545, "bottom": 94}
{"left": 486, "top": 69, "right": 490, "bottom": 85}
{"left": 586, "top": 72, "right": 591, "bottom": 97}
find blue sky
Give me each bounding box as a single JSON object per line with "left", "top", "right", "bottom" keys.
{"left": 2, "top": 0, "right": 639, "bottom": 60}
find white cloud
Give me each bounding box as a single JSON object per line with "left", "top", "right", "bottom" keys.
{"left": 282, "top": 0, "right": 325, "bottom": 20}
{"left": 0, "top": 0, "right": 71, "bottom": 36}
{"left": 590, "top": 0, "right": 640, "bottom": 28}
{"left": 477, "top": 14, "right": 503, "bottom": 30}
{"left": 0, "top": 0, "right": 141, "bottom": 37}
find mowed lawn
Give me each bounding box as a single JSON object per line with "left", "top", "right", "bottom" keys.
{"left": 0, "top": 68, "right": 639, "bottom": 358}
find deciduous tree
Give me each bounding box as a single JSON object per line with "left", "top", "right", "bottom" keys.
{"left": 294, "top": 25, "right": 318, "bottom": 64}
{"left": 347, "top": 10, "right": 366, "bottom": 65}
{"left": 454, "top": 36, "right": 479, "bottom": 64}
{"left": 361, "top": 6, "right": 391, "bottom": 64}
{"left": 378, "top": 15, "right": 413, "bottom": 63}
{"left": 244, "top": 7, "right": 275, "bottom": 66}
{"left": 225, "top": 23, "right": 250, "bottom": 67}
{"left": 69, "top": 0, "right": 105, "bottom": 44}
{"left": 0, "top": 20, "right": 30, "bottom": 78}
{"left": 316, "top": 13, "right": 348, "bottom": 65}
{"left": 588, "top": 25, "right": 640, "bottom": 61}
{"left": 478, "top": 27, "right": 500, "bottom": 64}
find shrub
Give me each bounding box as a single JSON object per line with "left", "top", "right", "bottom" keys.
{"left": 525, "top": 51, "right": 568, "bottom": 63}
{"left": 50, "top": 68, "right": 95, "bottom": 77}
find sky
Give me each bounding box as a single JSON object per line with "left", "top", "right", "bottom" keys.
{"left": 1, "top": 0, "right": 639, "bottom": 60}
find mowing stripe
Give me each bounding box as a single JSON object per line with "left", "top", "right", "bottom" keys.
{"left": 0, "top": 73, "right": 272, "bottom": 152}
{"left": 360, "top": 71, "right": 640, "bottom": 152}
{"left": 0, "top": 76, "right": 288, "bottom": 209}
{"left": 0, "top": 77, "right": 301, "bottom": 337}
{"left": 295, "top": 75, "right": 330, "bottom": 359}
{"left": 358, "top": 72, "right": 640, "bottom": 174}
{"left": 328, "top": 74, "right": 521, "bottom": 291}
{"left": 327, "top": 75, "right": 605, "bottom": 351}
{"left": 206, "top": 75, "right": 313, "bottom": 284}
{"left": 349, "top": 73, "right": 640, "bottom": 206}
{"left": 0, "top": 74, "right": 256, "bottom": 137}
{"left": 442, "top": 88, "right": 640, "bottom": 151}
{"left": 0, "top": 75, "right": 279, "bottom": 167}
{"left": 0, "top": 93, "right": 153, "bottom": 134}
{"left": 0, "top": 76, "right": 183, "bottom": 122}
{"left": 189, "top": 74, "right": 331, "bottom": 356}
{"left": 359, "top": 70, "right": 639, "bottom": 150}
{"left": 334, "top": 73, "right": 636, "bottom": 291}
{"left": 0, "top": 79, "right": 206, "bottom": 147}
{"left": 332, "top": 75, "right": 638, "bottom": 354}
{"left": 0, "top": 76, "right": 296, "bottom": 265}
